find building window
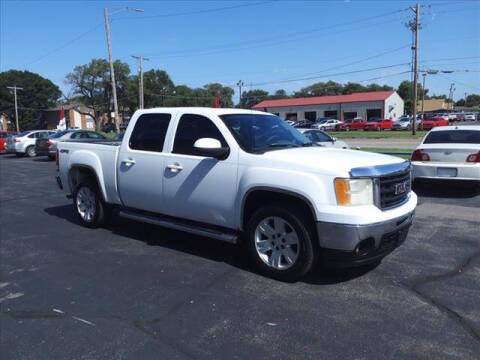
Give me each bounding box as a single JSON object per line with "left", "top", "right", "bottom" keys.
{"left": 343, "top": 112, "right": 357, "bottom": 120}
{"left": 304, "top": 111, "right": 316, "bottom": 122}
{"left": 286, "top": 113, "right": 297, "bottom": 121}
{"left": 324, "top": 110, "right": 338, "bottom": 119}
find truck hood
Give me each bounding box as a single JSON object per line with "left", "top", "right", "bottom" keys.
{"left": 260, "top": 147, "right": 406, "bottom": 176}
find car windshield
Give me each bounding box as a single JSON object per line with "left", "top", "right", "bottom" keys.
{"left": 424, "top": 130, "right": 480, "bottom": 144}
{"left": 303, "top": 130, "right": 333, "bottom": 143}
{"left": 49, "top": 130, "right": 73, "bottom": 139}
{"left": 219, "top": 113, "right": 312, "bottom": 153}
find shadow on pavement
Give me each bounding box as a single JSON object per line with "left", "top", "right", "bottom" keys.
{"left": 33, "top": 157, "right": 53, "bottom": 162}
{"left": 44, "top": 204, "right": 375, "bottom": 285}
{"left": 413, "top": 179, "right": 480, "bottom": 198}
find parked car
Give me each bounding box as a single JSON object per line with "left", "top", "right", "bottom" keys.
{"left": 285, "top": 120, "right": 295, "bottom": 126}
{"left": 298, "top": 129, "right": 349, "bottom": 149}
{"left": 292, "top": 120, "right": 313, "bottom": 128}
{"left": 338, "top": 117, "right": 366, "bottom": 131}
{"left": 465, "top": 113, "right": 476, "bottom": 121}
{"left": 411, "top": 125, "right": 480, "bottom": 183}
{"left": 447, "top": 113, "right": 458, "bottom": 122}
{"left": 363, "top": 118, "right": 393, "bottom": 131}
{"left": 56, "top": 108, "right": 416, "bottom": 281}
{"left": 420, "top": 116, "right": 449, "bottom": 130}
{"left": 5, "top": 130, "right": 56, "bottom": 157}
{"left": 35, "top": 130, "right": 106, "bottom": 159}
{"left": 0, "top": 130, "right": 17, "bottom": 153}
{"left": 101, "top": 122, "right": 116, "bottom": 133}
{"left": 312, "top": 119, "right": 343, "bottom": 131}
{"left": 392, "top": 117, "right": 412, "bottom": 131}
{"left": 456, "top": 113, "right": 465, "bottom": 122}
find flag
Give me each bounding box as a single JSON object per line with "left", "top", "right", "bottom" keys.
{"left": 57, "top": 108, "right": 66, "bottom": 130}
{"left": 214, "top": 92, "right": 220, "bottom": 108}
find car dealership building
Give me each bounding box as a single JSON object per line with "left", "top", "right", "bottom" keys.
{"left": 252, "top": 90, "right": 404, "bottom": 122}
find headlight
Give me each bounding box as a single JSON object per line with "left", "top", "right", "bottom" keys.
{"left": 334, "top": 178, "right": 373, "bottom": 206}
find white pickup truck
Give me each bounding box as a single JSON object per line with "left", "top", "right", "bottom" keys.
{"left": 56, "top": 108, "right": 417, "bottom": 281}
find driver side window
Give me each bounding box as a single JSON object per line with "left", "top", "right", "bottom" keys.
{"left": 172, "top": 114, "right": 227, "bottom": 156}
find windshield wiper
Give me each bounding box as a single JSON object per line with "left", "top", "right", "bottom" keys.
{"left": 268, "top": 143, "right": 300, "bottom": 148}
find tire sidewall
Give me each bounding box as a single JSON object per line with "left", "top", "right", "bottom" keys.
{"left": 73, "top": 182, "right": 105, "bottom": 228}
{"left": 26, "top": 146, "right": 36, "bottom": 157}
{"left": 245, "top": 206, "right": 316, "bottom": 281}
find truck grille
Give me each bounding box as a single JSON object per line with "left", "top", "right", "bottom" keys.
{"left": 378, "top": 169, "right": 410, "bottom": 209}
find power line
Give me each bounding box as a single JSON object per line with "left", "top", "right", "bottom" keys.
{"left": 249, "top": 63, "right": 411, "bottom": 87}
{"left": 141, "top": 8, "right": 409, "bottom": 59}
{"left": 22, "top": 22, "right": 104, "bottom": 68}
{"left": 114, "top": 1, "right": 275, "bottom": 20}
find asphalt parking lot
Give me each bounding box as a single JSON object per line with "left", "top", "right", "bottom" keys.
{"left": 1, "top": 154, "right": 479, "bottom": 359}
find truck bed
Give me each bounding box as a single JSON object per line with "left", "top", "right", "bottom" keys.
{"left": 64, "top": 139, "right": 122, "bottom": 146}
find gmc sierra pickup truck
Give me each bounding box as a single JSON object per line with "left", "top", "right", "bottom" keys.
{"left": 56, "top": 108, "right": 417, "bottom": 281}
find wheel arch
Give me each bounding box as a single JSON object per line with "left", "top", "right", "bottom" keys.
{"left": 240, "top": 187, "right": 317, "bottom": 233}
{"left": 68, "top": 165, "right": 106, "bottom": 202}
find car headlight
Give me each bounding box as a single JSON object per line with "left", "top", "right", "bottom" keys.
{"left": 334, "top": 178, "right": 373, "bottom": 206}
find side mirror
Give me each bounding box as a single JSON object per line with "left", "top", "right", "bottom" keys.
{"left": 332, "top": 137, "right": 337, "bottom": 142}
{"left": 193, "top": 138, "right": 229, "bottom": 160}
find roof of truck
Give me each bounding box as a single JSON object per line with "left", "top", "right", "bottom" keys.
{"left": 135, "top": 107, "right": 270, "bottom": 116}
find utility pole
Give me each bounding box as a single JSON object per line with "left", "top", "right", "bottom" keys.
{"left": 449, "top": 83, "right": 455, "bottom": 110}
{"left": 104, "top": 8, "right": 120, "bottom": 133}
{"left": 236, "top": 80, "right": 245, "bottom": 107}
{"left": 409, "top": 3, "right": 420, "bottom": 135}
{"left": 7, "top": 86, "right": 23, "bottom": 132}
{"left": 421, "top": 72, "right": 426, "bottom": 119}
{"left": 132, "top": 55, "right": 149, "bottom": 109}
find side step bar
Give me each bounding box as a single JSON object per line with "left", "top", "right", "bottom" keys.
{"left": 119, "top": 210, "right": 238, "bottom": 244}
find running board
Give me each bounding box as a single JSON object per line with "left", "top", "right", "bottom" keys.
{"left": 119, "top": 210, "right": 238, "bottom": 244}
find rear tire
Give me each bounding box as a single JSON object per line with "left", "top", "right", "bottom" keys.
{"left": 73, "top": 181, "right": 109, "bottom": 228}
{"left": 26, "top": 146, "right": 36, "bottom": 157}
{"left": 245, "top": 205, "right": 316, "bottom": 282}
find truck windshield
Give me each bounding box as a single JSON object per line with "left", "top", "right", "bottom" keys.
{"left": 219, "top": 113, "right": 312, "bottom": 153}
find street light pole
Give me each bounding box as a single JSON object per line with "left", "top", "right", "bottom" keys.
{"left": 410, "top": 3, "right": 420, "bottom": 136}
{"left": 236, "top": 80, "right": 245, "bottom": 107}
{"left": 7, "top": 86, "right": 23, "bottom": 132}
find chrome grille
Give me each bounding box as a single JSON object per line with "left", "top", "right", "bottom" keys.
{"left": 378, "top": 169, "right": 410, "bottom": 209}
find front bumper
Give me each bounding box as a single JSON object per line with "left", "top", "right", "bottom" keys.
{"left": 412, "top": 161, "right": 480, "bottom": 181}
{"left": 317, "top": 211, "right": 414, "bottom": 267}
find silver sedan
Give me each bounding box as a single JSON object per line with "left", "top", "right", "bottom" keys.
{"left": 298, "top": 129, "right": 350, "bottom": 149}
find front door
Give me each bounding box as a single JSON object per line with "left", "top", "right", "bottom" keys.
{"left": 117, "top": 112, "right": 172, "bottom": 214}
{"left": 162, "top": 113, "right": 238, "bottom": 229}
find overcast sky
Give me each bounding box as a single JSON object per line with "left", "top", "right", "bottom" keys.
{"left": 1, "top": 0, "right": 479, "bottom": 101}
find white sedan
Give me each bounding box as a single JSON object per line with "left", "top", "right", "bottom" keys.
{"left": 311, "top": 119, "right": 343, "bottom": 131}
{"left": 298, "top": 129, "right": 349, "bottom": 149}
{"left": 411, "top": 125, "right": 480, "bottom": 182}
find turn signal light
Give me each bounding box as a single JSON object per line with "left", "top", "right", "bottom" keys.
{"left": 46, "top": 140, "right": 53, "bottom": 147}
{"left": 411, "top": 149, "right": 430, "bottom": 161}
{"left": 14, "top": 138, "right": 20, "bottom": 142}
{"left": 466, "top": 152, "right": 480, "bottom": 163}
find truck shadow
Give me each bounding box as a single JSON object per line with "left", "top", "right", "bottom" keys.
{"left": 413, "top": 179, "right": 480, "bottom": 198}
{"left": 44, "top": 204, "right": 377, "bottom": 285}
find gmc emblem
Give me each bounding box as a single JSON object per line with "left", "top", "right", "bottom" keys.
{"left": 394, "top": 181, "right": 409, "bottom": 195}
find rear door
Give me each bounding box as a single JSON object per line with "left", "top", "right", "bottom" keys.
{"left": 117, "top": 112, "right": 173, "bottom": 213}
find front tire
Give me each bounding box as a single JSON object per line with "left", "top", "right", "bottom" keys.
{"left": 245, "top": 205, "right": 316, "bottom": 282}
{"left": 26, "top": 146, "right": 36, "bottom": 157}
{"left": 73, "top": 181, "right": 108, "bottom": 228}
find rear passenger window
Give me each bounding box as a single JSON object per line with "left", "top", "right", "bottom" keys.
{"left": 129, "top": 113, "right": 171, "bottom": 152}
{"left": 173, "top": 114, "right": 227, "bottom": 156}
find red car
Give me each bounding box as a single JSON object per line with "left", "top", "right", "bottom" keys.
{"left": 0, "top": 130, "right": 17, "bottom": 153}
{"left": 420, "top": 116, "right": 449, "bottom": 130}
{"left": 363, "top": 118, "right": 393, "bottom": 131}
{"left": 339, "top": 117, "right": 367, "bottom": 131}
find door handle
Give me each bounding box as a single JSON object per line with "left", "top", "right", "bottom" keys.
{"left": 121, "top": 158, "right": 136, "bottom": 166}
{"left": 167, "top": 163, "right": 183, "bottom": 172}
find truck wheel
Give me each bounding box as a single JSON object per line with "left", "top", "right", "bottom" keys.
{"left": 245, "top": 205, "right": 316, "bottom": 282}
{"left": 26, "top": 146, "right": 36, "bottom": 157}
{"left": 73, "top": 181, "right": 108, "bottom": 228}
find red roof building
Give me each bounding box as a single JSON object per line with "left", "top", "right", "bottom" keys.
{"left": 252, "top": 90, "right": 404, "bottom": 122}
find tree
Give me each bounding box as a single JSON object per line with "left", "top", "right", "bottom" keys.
{"left": 397, "top": 80, "right": 427, "bottom": 114}
{"left": 0, "top": 70, "right": 61, "bottom": 130}
{"left": 342, "top": 82, "right": 366, "bottom": 94}
{"left": 295, "top": 81, "right": 343, "bottom": 97}
{"left": 65, "top": 58, "right": 130, "bottom": 131}
{"left": 240, "top": 89, "right": 269, "bottom": 108}
{"left": 466, "top": 94, "right": 480, "bottom": 107}
{"left": 270, "top": 89, "right": 288, "bottom": 99}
